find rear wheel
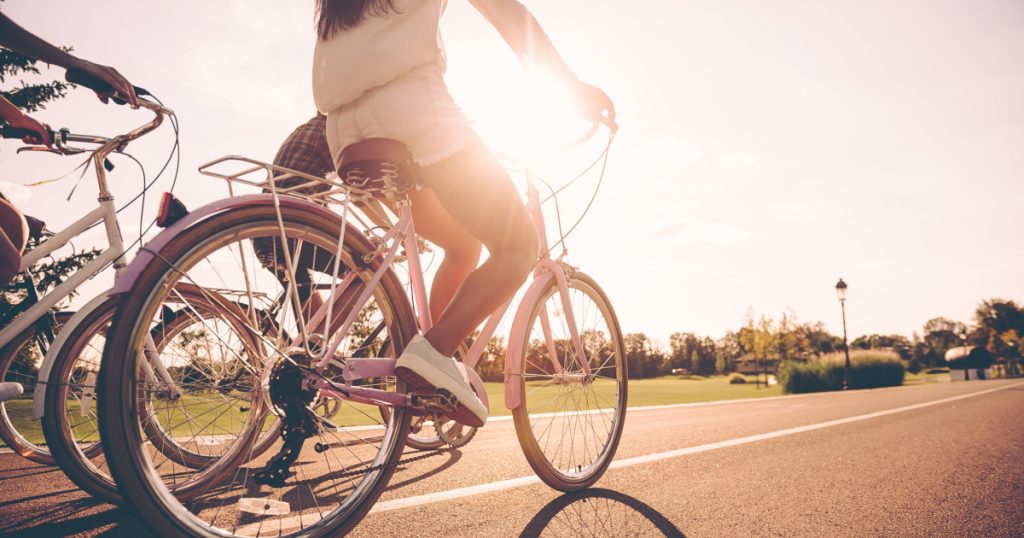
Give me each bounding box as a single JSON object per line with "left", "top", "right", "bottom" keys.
{"left": 99, "top": 203, "right": 415, "bottom": 537}
{"left": 511, "top": 272, "right": 627, "bottom": 492}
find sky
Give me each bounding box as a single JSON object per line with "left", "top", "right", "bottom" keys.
{"left": 1, "top": 0, "right": 1022, "bottom": 348}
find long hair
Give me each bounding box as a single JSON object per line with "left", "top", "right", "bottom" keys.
{"left": 315, "top": 0, "right": 398, "bottom": 39}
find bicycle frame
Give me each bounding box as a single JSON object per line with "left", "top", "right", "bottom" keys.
{"left": 297, "top": 163, "right": 594, "bottom": 414}
{"left": 176, "top": 138, "right": 602, "bottom": 421}
{"left": 0, "top": 163, "right": 125, "bottom": 349}
{"left": 0, "top": 100, "right": 182, "bottom": 419}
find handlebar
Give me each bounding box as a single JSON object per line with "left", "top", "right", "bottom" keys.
{"left": 2, "top": 98, "right": 173, "bottom": 157}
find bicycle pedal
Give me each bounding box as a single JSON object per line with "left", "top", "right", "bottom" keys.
{"left": 410, "top": 389, "right": 459, "bottom": 414}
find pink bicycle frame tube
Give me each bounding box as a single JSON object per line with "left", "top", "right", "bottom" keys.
{"left": 399, "top": 204, "right": 433, "bottom": 332}
{"left": 316, "top": 212, "right": 409, "bottom": 371}
{"left": 502, "top": 180, "right": 592, "bottom": 410}
{"left": 526, "top": 181, "right": 589, "bottom": 375}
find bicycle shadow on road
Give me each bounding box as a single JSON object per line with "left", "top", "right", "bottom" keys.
{"left": 0, "top": 496, "right": 147, "bottom": 537}
{"left": 520, "top": 488, "right": 686, "bottom": 537}
{"left": 384, "top": 448, "right": 463, "bottom": 492}
{"left": 222, "top": 447, "right": 464, "bottom": 527}
{"left": 0, "top": 457, "right": 149, "bottom": 537}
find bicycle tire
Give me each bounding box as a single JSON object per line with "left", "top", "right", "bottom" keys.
{"left": 99, "top": 203, "right": 415, "bottom": 537}
{"left": 40, "top": 298, "right": 119, "bottom": 501}
{"left": 0, "top": 311, "right": 72, "bottom": 464}
{"left": 511, "top": 271, "right": 627, "bottom": 492}
{"left": 43, "top": 287, "right": 262, "bottom": 504}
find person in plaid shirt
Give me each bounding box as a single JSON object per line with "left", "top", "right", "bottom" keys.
{"left": 254, "top": 114, "right": 336, "bottom": 315}
{"left": 273, "top": 114, "right": 333, "bottom": 191}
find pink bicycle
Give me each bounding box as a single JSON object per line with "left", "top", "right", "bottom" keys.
{"left": 98, "top": 122, "right": 626, "bottom": 537}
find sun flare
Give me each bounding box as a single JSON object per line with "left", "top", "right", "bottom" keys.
{"left": 457, "top": 68, "right": 587, "bottom": 160}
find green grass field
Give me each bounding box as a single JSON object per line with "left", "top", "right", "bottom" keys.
{"left": 2, "top": 372, "right": 952, "bottom": 449}
{"left": 903, "top": 369, "right": 952, "bottom": 386}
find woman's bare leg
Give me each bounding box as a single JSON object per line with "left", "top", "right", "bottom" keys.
{"left": 414, "top": 137, "right": 538, "bottom": 356}
{"left": 408, "top": 189, "right": 482, "bottom": 323}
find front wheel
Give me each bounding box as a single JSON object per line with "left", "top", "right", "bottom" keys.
{"left": 0, "top": 311, "right": 72, "bottom": 464}
{"left": 43, "top": 287, "right": 263, "bottom": 505}
{"left": 511, "top": 271, "right": 627, "bottom": 492}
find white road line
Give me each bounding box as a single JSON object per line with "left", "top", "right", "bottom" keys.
{"left": 369, "top": 381, "right": 1023, "bottom": 514}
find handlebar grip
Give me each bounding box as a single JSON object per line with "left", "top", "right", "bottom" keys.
{"left": 65, "top": 67, "right": 150, "bottom": 105}
{"left": 0, "top": 125, "right": 54, "bottom": 141}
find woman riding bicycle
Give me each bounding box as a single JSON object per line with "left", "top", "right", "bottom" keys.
{"left": 313, "top": 0, "right": 615, "bottom": 427}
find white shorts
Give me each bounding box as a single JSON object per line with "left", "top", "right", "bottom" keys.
{"left": 325, "top": 64, "right": 474, "bottom": 167}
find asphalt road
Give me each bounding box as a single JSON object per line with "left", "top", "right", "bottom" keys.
{"left": 2, "top": 379, "right": 1022, "bottom": 537}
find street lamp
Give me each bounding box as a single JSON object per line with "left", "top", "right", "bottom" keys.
{"left": 960, "top": 328, "right": 969, "bottom": 381}
{"left": 835, "top": 278, "right": 851, "bottom": 390}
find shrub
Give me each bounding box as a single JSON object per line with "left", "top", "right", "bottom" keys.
{"left": 907, "top": 357, "right": 923, "bottom": 374}
{"left": 926, "top": 367, "right": 950, "bottom": 374}
{"left": 727, "top": 373, "right": 747, "bottom": 384}
{"left": 778, "top": 350, "right": 904, "bottom": 394}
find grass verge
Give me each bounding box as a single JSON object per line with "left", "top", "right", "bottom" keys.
{"left": 2, "top": 374, "right": 897, "bottom": 449}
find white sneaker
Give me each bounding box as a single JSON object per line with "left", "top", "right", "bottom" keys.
{"left": 395, "top": 335, "right": 488, "bottom": 427}
{"left": 0, "top": 382, "right": 23, "bottom": 403}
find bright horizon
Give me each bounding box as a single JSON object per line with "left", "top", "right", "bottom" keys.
{"left": 1, "top": 0, "right": 1022, "bottom": 347}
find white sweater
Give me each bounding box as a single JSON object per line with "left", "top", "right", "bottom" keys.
{"left": 313, "top": 0, "right": 530, "bottom": 114}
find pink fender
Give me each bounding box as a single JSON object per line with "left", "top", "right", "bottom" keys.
{"left": 503, "top": 269, "right": 558, "bottom": 411}
{"left": 110, "top": 194, "right": 349, "bottom": 296}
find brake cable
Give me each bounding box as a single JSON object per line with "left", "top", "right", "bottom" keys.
{"left": 538, "top": 128, "right": 616, "bottom": 260}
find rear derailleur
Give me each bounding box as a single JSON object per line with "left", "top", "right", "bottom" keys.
{"left": 253, "top": 358, "right": 319, "bottom": 488}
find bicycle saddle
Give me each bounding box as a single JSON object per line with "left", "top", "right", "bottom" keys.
{"left": 337, "top": 138, "right": 417, "bottom": 192}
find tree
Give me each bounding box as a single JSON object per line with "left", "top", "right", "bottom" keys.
{"left": 974, "top": 299, "right": 1024, "bottom": 374}
{"left": 974, "top": 299, "right": 1024, "bottom": 335}
{"left": 668, "top": 332, "right": 694, "bottom": 371}
{"left": 922, "top": 317, "right": 966, "bottom": 362}
{"left": 695, "top": 339, "right": 716, "bottom": 375}
{"left": 776, "top": 313, "right": 798, "bottom": 361}
{"left": 800, "top": 322, "right": 840, "bottom": 354}
{"left": 714, "top": 348, "right": 727, "bottom": 374}
{"left": 625, "top": 333, "right": 668, "bottom": 379}
{"left": 849, "top": 334, "right": 912, "bottom": 359}
{"left": 0, "top": 25, "right": 75, "bottom": 116}
{"left": 717, "top": 331, "right": 742, "bottom": 370}
{"left": 476, "top": 335, "right": 506, "bottom": 383}
{"left": 1, "top": 21, "right": 100, "bottom": 314}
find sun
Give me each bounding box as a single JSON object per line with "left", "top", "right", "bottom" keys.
{"left": 453, "top": 67, "right": 587, "bottom": 161}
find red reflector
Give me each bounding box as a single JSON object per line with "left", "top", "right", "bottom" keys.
{"left": 156, "top": 192, "right": 174, "bottom": 228}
